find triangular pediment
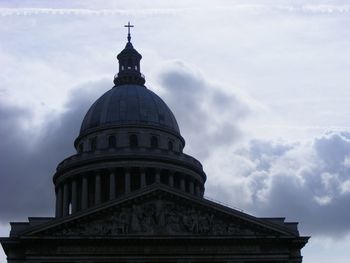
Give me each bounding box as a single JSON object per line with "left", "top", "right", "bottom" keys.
{"left": 22, "top": 186, "right": 297, "bottom": 238}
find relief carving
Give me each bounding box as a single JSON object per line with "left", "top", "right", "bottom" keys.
{"left": 47, "top": 197, "right": 262, "bottom": 236}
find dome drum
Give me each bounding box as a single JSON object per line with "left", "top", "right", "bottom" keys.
{"left": 54, "top": 151, "right": 206, "bottom": 183}
{"left": 75, "top": 126, "right": 184, "bottom": 155}
{"left": 54, "top": 164, "right": 205, "bottom": 217}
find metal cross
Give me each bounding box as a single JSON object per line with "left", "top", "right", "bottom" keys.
{"left": 124, "top": 22, "right": 134, "bottom": 42}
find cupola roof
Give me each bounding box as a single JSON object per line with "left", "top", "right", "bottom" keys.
{"left": 79, "top": 84, "right": 180, "bottom": 135}
{"left": 113, "top": 22, "right": 145, "bottom": 86}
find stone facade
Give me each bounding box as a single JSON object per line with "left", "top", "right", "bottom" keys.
{"left": 2, "top": 186, "right": 308, "bottom": 262}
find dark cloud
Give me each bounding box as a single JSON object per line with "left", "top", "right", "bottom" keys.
{"left": 0, "top": 61, "right": 250, "bottom": 224}
{"left": 1, "top": 58, "right": 348, "bottom": 241}
{"left": 209, "top": 131, "right": 350, "bottom": 238}
{"left": 0, "top": 79, "right": 109, "bottom": 223}
{"left": 156, "top": 61, "right": 251, "bottom": 159}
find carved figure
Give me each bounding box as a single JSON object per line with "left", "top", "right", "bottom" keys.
{"left": 47, "top": 197, "right": 257, "bottom": 237}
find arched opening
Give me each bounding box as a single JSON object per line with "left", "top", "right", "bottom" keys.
{"left": 129, "top": 134, "right": 138, "bottom": 148}
{"left": 108, "top": 135, "right": 116, "bottom": 148}
{"left": 168, "top": 140, "right": 173, "bottom": 151}
{"left": 151, "top": 136, "right": 158, "bottom": 148}
{"left": 127, "top": 58, "right": 132, "bottom": 69}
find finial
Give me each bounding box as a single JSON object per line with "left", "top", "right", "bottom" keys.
{"left": 124, "top": 22, "right": 134, "bottom": 42}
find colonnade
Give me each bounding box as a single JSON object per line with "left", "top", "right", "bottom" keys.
{"left": 55, "top": 168, "right": 204, "bottom": 218}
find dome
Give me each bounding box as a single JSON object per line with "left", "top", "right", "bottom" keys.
{"left": 80, "top": 84, "right": 180, "bottom": 135}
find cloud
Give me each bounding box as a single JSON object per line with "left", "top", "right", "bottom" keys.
{"left": 155, "top": 60, "right": 252, "bottom": 159}
{"left": 0, "top": 60, "right": 251, "bottom": 223}
{"left": 0, "top": 7, "right": 179, "bottom": 16}
{"left": 0, "top": 79, "right": 109, "bottom": 223}
{"left": 205, "top": 131, "right": 350, "bottom": 238}
{"left": 1, "top": 1, "right": 350, "bottom": 17}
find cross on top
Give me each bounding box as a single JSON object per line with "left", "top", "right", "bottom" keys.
{"left": 124, "top": 22, "right": 134, "bottom": 42}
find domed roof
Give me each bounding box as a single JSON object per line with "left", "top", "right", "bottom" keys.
{"left": 80, "top": 84, "right": 180, "bottom": 135}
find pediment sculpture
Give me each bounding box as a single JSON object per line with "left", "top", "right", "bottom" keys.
{"left": 37, "top": 195, "right": 277, "bottom": 237}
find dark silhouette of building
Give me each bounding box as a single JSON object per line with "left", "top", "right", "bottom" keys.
{"left": 1, "top": 24, "right": 309, "bottom": 262}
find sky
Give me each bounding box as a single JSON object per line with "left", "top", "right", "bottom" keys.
{"left": 1, "top": 0, "right": 350, "bottom": 262}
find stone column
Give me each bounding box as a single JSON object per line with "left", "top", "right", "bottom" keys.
{"left": 109, "top": 170, "right": 116, "bottom": 200}
{"left": 95, "top": 172, "right": 101, "bottom": 205}
{"left": 195, "top": 183, "right": 201, "bottom": 197}
{"left": 55, "top": 185, "right": 63, "bottom": 218}
{"left": 180, "top": 176, "right": 186, "bottom": 191}
{"left": 125, "top": 168, "right": 130, "bottom": 193}
{"left": 140, "top": 168, "right": 146, "bottom": 188}
{"left": 189, "top": 180, "right": 194, "bottom": 194}
{"left": 155, "top": 169, "right": 161, "bottom": 183}
{"left": 63, "top": 182, "right": 69, "bottom": 216}
{"left": 82, "top": 175, "right": 88, "bottom": 209}
{"left": 71, "top": 179, "right": 78, "bottom": 213}
{"left": 168, "top": 171, "right": 174, "bottom": 188}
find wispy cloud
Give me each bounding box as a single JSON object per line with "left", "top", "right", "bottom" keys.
{"left": 1, "top": 3, "right": 350, "bottom": 17}
{"left": 0, "top": 8, "right": 180, "bottom": 16}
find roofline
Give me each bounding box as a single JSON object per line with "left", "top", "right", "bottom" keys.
{"left": 18, "top": 184, "right": 303, "bottom": 238}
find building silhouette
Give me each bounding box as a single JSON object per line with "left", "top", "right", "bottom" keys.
{"left": 1, "top": 24, "right": 309, "bottom": 262}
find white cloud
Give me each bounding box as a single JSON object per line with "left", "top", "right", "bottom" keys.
{"left": 205, "top": 131, "right": 350, "bottom": 237}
